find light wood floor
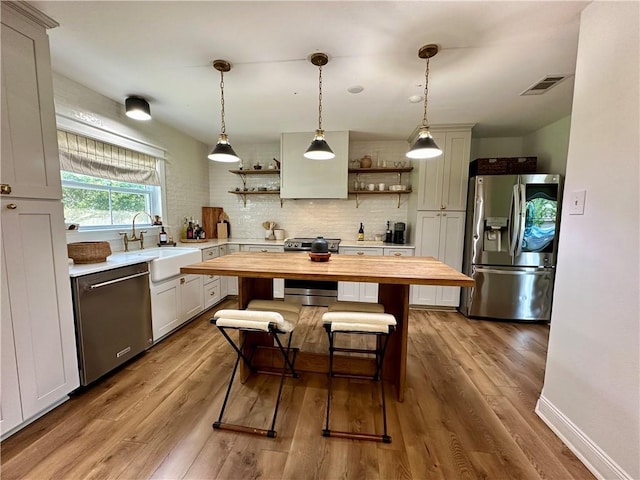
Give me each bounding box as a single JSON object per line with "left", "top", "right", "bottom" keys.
{"left": 1, "top": 300, "right": 594, "bottom": 480}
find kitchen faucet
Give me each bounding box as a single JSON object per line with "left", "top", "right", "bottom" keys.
{"left": 119, "top": 212, "right": 153, "bottom": 251}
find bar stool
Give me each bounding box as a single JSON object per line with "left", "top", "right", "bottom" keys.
{"left": 321, "top": 311, "right": 397, "bottom": 443}
{"left": 211, "top": 301, "right": 300, "bottom": 438}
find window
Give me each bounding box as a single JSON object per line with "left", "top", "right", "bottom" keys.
{"left": 61, "top": 171, "right": 160, "bottom": 227}
{"left": 57, "top": 131, "right": 163, "bottom": 228}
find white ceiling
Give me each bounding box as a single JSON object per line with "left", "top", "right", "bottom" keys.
{"left": 30, "top": 1, "right": 589, "bottom": 146}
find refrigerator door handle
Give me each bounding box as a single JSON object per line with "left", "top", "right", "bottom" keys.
{"left": 474, "top": 265, "right": 553, "bottom": 275}
{"left": 509, "top": 184, "right": 520, "bottom": 256}
{"left": 515, "top": 183, "right": 526, "bottom": 257}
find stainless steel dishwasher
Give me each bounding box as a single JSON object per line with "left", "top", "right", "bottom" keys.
{"left": 71, "top": 262, "right": 153, "bottom": 386}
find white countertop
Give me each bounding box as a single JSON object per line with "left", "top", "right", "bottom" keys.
{"left": 68, "top": 237, "right": 415, "bottom": 277}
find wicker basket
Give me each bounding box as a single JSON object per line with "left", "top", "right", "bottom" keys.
{"left": 67, "top": 241, "right": 112, "bottom": 264}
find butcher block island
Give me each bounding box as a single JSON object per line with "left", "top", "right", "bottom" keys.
{"left": 181, "top": 251, "right": 474, "bottom": 400}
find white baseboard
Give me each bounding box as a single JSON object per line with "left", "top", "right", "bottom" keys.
{"left": 536, "top": 394, "right": 633, "bottom": 480}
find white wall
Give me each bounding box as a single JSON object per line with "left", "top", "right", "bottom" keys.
{"left": 523, "top": 115, "right": 571, "bottom": 174}
{"left": 470, "top": 136, "right": 525, "bottom": 159}
{"left": 536, "top": 3, "right": 639, "bottom": 479}
{"left": 53, "top": 74, "right": 210, "bottom": 246}
{"left": 208, "top": 140, "right": 412, "bottom": 240}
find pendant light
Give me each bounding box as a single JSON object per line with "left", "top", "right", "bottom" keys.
{"left": 304, "top": 52, "right": 335, "bottom": 160}
{"left": 208, "top": 60, "right": 240, "bottom": 163}
{"left": 406, "top": 44, "right": 442, "bottom": 159}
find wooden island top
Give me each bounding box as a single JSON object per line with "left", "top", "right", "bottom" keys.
{"left": 181, "top": 251, "right": 474, "bottom": 401}
{"left": 181, "top": 251, "right": 474, "bottom": 286}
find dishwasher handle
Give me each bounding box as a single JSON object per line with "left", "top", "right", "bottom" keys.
{"left": 87, "top": 271, "right": 150, "bottom": 290}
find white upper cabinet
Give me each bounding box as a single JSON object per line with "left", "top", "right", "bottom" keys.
{"left": 280, "top": 131, "right": 349, "bottom": 199}
{"left": 416, "top": 129, "right": 471, "bottom": 211}
{"left": 1, "top": 4, "right": 62, "bottom": 200}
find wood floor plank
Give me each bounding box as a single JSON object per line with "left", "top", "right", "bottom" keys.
{"left": 0, "top": 306, "right": 595, "bottom": 480}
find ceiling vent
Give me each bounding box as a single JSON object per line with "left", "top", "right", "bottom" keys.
{"left": 521, "top": 74, "right": 570, "bottom": 96}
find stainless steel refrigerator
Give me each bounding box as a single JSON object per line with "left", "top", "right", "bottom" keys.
{"left": 459, "top": 174, "right": 563, "bottom": 321}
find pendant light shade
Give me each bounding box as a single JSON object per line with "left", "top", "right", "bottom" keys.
{"left": 125, "top": 96, "right": 151, "bottom": 121}
{"left": 208, "top": 133, "right": 240, "bottom": 163}
{"left": 208, "top": 60, "right": 240, "bottom": 163}
{"left": 406, "top": 126, "right": 442, "bottom": 159}
{"left": 304, "top": 53, "right": 335, "bottom": 160}
{"left": 304, "top": 129, "right": 334, "bottom": 160}
{"left": 407, "top": 44, "right": 442, "bottom": 159}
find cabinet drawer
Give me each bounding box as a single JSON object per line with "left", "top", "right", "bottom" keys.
{"left": 204, "top": 279, "right": 221, "bottom": 309}
{"left": 202, "top": 246, "right": 219, "bottom": 260}
{"left": 245, "top": 245, "right": 284, "bottom": 253}
{"left": 339, "top": 247, "right": 384, "bottom": 256}
{"left": 384, "top": 248, "right": 414, "bottom": 257}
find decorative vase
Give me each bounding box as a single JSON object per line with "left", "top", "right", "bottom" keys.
{"left": 359, "top": 155, "right": 373, "bottom": 168}
{"left": 311, "top": 236, "right": 329, "bottom": 253}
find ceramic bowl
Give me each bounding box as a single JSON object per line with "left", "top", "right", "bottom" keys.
{"left": 309, "top": 252, "right": 331, "bottom": 262}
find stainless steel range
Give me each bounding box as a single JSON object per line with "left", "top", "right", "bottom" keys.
{"left": 283, "top": 237, "right": 341, "bottom": 306}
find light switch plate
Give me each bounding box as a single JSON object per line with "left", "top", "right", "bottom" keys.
{"left": 569, "top": 190, "right": 586, "bottom": 215}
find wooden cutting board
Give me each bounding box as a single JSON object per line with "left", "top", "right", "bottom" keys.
{"left": 202, "top": 207, "right": 223, "bottom": 239}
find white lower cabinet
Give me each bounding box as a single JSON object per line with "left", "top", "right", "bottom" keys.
{"left": 411, "top": 211, "right": 465, "bottom": 307}
{"left": 1, "top": 198, "right": 80, "bottom": 437}
{"left": 244, "top": 245, "right": 284, "bottom": 298}
{"left": 337, "top": 247, "right": 384, "bottom": 303}
{"left": 150, "top": 274, "right": 203, "bottom": 342}
{"left": 201, "top": 246, "right": 223, "bottom": 310}
{"left": 221, "top": 244, "right": 239, "bottom": 295}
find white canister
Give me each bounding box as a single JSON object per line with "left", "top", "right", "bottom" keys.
{"left": 274, "top": 229, "right": 285, "bottom": 240}
{"left": 367, "top": 183, "right": 376, "bottom": 191}
{"left": 378, "top": 183, "right": 386, "bottom": 191}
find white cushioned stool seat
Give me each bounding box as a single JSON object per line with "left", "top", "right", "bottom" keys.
{"left": 328, "top": 301, "right": 384, "bottom": 313}
{"left": 213, "top": 309, "right": 293, "bottom": 333}
{"left": 322, "top": 312, "right": 396, "bottom": 333}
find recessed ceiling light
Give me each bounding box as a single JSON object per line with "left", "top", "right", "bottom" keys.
{"left": 408, "top": 94, "right": 423, "bottom": 103}
{"left": 347, "top": 85, "right": 364, "bottom": 94}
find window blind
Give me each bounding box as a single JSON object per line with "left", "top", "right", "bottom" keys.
{"left": 57, "top": 130, "right": 161, "bottom": 186}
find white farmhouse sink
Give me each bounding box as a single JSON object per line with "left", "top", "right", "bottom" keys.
{"left": 125, "top": 247, "right": 202, "bottom": 283}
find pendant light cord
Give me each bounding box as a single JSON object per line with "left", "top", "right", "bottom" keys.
{"left": 219, "top": 70, "right": 226, "bottom": 135}
{"left": 318, "top": 65, "right": 323, "bottom": 131}
{"left": 422, "top": 56, "right": 430, "bottom": 128}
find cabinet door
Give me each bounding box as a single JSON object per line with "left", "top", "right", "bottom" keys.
{"left": 360, "top": 282, "right": 380, "bottom": 303}
{"left": 1, "top": 7, "right": 62, "bottom": 200}
{"left": 338, "top": 247, "right": 383, "bottom": 302}
{"left": 411, "top": 212, "right": 441, "bottom": 305}
{"left": 1, "top": 198, "right": 79, "bottom": 418}
{"left": 436, "top": 212, "right": 466, "bottom": 306}
{"left": 204, "top": 278, "right": 221, "bottom": 310}
{"left": 1, "top": 248, "right": 23, "bottom": 435}
{"left": 416, "top": 132, "right": 446, "bottom": 210}
{"left": 181, "top": 275, "right": 203, "bottom": 322}
{"left": 416, "top": 130, "right": 471, "bottom": 211}
{"left": 150, "top": 277, "right": 181, "bottom": 341}
{"left": 223, "top": 244, "right": 239, "bottom": 296}
{"left": 441, "top": 131, "right": 471, "bottom": 211}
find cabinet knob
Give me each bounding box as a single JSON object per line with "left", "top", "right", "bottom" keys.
{"left": 6, "top": 203, "right": 17, "bottom": 210}
{"left": 1, "top": 184, "right": 12, "bottom": 195}
{"left": 180, "top": 278, "right": 185, "bottom": 285}
{"left": 208, "top": 251, "right": 214, "bottom": 257}
{"left": 356, "top": 251, "right": 364, "bottom": 255}
{"left": 441, "top": 204, "right": 445, "bottom": 210}
{"left": 393, "top": 252, "right": 402, "bottom": 256}
{"left": 442, "top": 213, "right": 447, "bottom": 216}
{"left": 210, "top": 290, "right": 216, "bottom": 296}
{"left": 260, "top": 249, "right": 267, "bottom": 253}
